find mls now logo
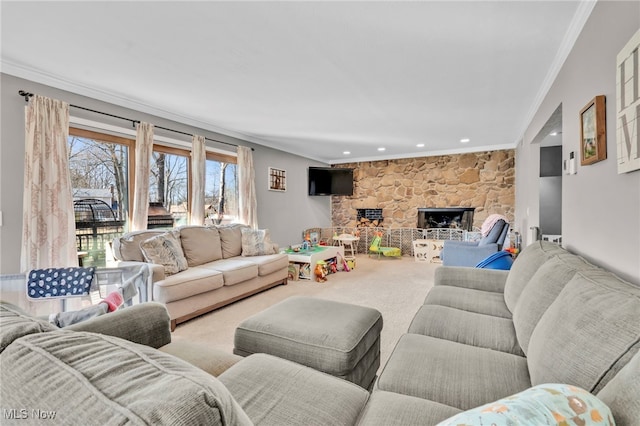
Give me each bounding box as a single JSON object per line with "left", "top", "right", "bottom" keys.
{"left": 3, "top": 408, "right": 57, "bottom": 420}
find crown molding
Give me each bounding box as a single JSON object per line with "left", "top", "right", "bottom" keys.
{"left": 328, "top": 143, "right": 519, "bottom": 165}
{"left": 516, "top": 0, "right": 597, "bottom": 142}
{"left": 0, "top": 60, "right": 273, "bottom": 147}
{"left": 1, "top": 60, "right": 521, "bottom": 165}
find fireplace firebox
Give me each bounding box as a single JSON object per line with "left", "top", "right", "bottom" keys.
{"left": 417, "top": 208, "right": 475, "bottom": 231}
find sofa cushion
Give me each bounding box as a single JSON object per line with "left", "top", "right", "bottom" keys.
{"left": 159, "top": 341, "right": 243, "bottom": 377}
{"left": 243, "top": 253, "right": 289, "bottom": 276}
{"left": 217, "top": 224, "right": 249, "bottom": 259}
{"left": 358, "top": 391, "right": 462, "bottom": 426}
{"left": 596, "top": 350, "right": 640, "bottom": 426}
{"left": 200, "top": 259, "right": 259, "bottom": 286}
{"left": 179, "top": 226, "right": 223, "bottom": 266}
{"left": 140, "top": 230, "right": 189, "bottom": 276}
{"left": 377, "top": 334, "right": 530, "bottom": 410}
{"left": 153, "top": 268, "right": 224, "bottom": 303}
{"left": 219, "top": 353, "right": 369, "bottom": 426}
{"left": 408, "top": 305, "right": 523, "bottom": 356}
{"left": 527, "top": 269, "right": 640, "bottom": 393}
{"left": 424, "top": 286, "right": 512, "bottom": 319}
{"left": 503, "top": 240, "right": 566, "bottom": 312}
{"left": 112, "top": 229, "right": 165, "bottom": 262}
{"left": 0, "top": 302, "right": 57, "bottom": 353}
{"left": 434, "top": 266, "right": 509, "bottom": 293}
{"left": 438, "top": 383, "right": 614, "bottom": 426}
{"left": 0, "top": 331, "right": 252, "bottom": 426}
{"left": 513, "top": 253, "right": 596, "bottom": 355}
{"left": 241, "top": 228, "right": 278, "bottom": 256}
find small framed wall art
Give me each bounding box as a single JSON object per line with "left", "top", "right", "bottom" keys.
{"left": 579, "top": 95, "right": 607, "bottom": 166}
{"left": 268, "top": 167, "right": 286, "bottom": 191}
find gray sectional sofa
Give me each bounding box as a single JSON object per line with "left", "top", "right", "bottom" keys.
{"left": 359, "top": 240, "right": 640, "bottom": 425}
{"left": 1, "top": 241, "right": 638, "bottom": 425}
{"left": 110, "top": 224, "right": 289, "bottom": 330}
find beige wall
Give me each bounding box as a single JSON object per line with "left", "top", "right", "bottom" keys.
{"left": 517, "top": 1, "right": 640, "bottom": 284}
{"left": 331, "top": 149, "right": 515, "bottom": 230}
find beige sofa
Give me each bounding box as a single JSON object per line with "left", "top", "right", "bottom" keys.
{"left": 110, "top": 224, "right": 289, "bottom": 330}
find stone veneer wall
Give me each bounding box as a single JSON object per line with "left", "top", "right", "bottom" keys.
{"left": 331, "top": 149, "right": 515, "bottom": 230}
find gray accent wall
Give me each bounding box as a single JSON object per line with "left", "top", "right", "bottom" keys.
{"left": 517, "top": 1, "right": 640, "bottom": 284}
{"left": 0, "top": 74, "right": 330, "bottom": 274}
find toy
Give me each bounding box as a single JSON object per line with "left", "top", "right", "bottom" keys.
{"left": 314, "top": 260, "right": 328, "bottom": 282}
{"left": 336, "top": 252, "right": 350, "bottom": 272}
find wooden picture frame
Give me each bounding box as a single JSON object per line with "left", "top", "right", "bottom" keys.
{"left": 268, "top": 167, "right": 286, "bottom": 191}
{"left": 579, "top": 95, "right": 606, "bottom": 166}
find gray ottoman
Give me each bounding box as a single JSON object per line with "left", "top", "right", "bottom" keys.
{"left": 234, "top": 296, "right": 383, "bottom": 389}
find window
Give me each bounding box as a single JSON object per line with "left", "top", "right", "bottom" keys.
{"left": 205, "top": 152, "right": 238, "bottom": 225}
{"left": 68, "top": 128, "right": 133, "bottom": 267}
{"left": 68, "top": 127, "right": 239, "bottom": 265}
{"left": 149, "top": 145, "right": 190, "bottom": 228}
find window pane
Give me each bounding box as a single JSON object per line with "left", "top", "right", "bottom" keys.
{"left": 68, "top": 134, "right": 130, "bottom": 267}
{"left": 205, "top": 159, "right": 238, "bottom": 225}
{"left": 149, "top": 150, "right": 189, "bottom": 228}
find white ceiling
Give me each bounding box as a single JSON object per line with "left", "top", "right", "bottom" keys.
{"left": 1, "top": 1, "right": 592, "bottom": 164}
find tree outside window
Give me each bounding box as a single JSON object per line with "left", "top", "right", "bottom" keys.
{"left": 205, "top": 158, "right": 238, "bottom": 224}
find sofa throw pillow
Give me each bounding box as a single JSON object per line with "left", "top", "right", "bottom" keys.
{"left": 437, "top": 384, "right": 614, "bottom": 426}
{"left": 140, "top": 230, "right": 189, "bottom": 276}
{"left": 241, "top": 228, "right": 278, "bottom": 256}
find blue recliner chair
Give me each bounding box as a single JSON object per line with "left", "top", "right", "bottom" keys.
{"left": 440, "top": 219, "right": 509, "bottom": 267}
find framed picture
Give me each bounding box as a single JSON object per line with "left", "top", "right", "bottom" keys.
{"left": 268, "top": 167, "right": 286, "bottom": 191}
{"left": 579, "top": 95, "right": 607, "bottom": 166}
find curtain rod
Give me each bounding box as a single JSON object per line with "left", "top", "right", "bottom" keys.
{"left": 18, "top": 90, "right": 252, "bottom": 150}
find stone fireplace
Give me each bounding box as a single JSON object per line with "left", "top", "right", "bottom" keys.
{"left": 417, "top": 208, "right": 475, "bottom": 231}
{"left": 330, "top": 150, "right": 514, "bottom": 230}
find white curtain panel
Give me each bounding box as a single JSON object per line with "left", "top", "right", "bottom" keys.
{"left": 21, "top": 95, "right": 77, "bottom": 271}
{"left": 189, "top": 134, "right": 206, "bottom": 225}
{"left": 130, "top": 122, "right": 154, "bottom": 231}
{"left": 237, "top": 145, "right": 258, "bottom": 229}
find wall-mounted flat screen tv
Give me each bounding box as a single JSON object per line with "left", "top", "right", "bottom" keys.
{"left": 308, "top": 167, "right": 354, "bottom": 196}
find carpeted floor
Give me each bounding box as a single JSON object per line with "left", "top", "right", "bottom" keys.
{"left": 173, "top": 255, "right": 439, "bottom": 375}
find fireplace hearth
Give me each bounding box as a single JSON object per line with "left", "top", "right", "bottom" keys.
{"left": 417, "top": 208, "right": 475, "bottom": 231}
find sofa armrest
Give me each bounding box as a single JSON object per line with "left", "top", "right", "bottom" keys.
{"left": 65, "top": 302, "right": 172, "bottom": 348}
{"left": 113, "top": 260, "right": 165, "bottom": 282}
{"left": 435, "top": 266, "right": 508, "bottom": 293}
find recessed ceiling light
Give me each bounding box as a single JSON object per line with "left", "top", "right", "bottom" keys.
{"left": 377, "top": 147, "right": 386, "bottom": 151}
{"left": 460, "top": 138, "right": 470, "bottom": 143}
{"left": 416, "top": 143, "right": 425, "bottom": 148}
{"left": 343, "top": 151, "right": 351, "bottom": 155}
{"left": 550, "top": 132, "right": 558, "bottom": 136}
